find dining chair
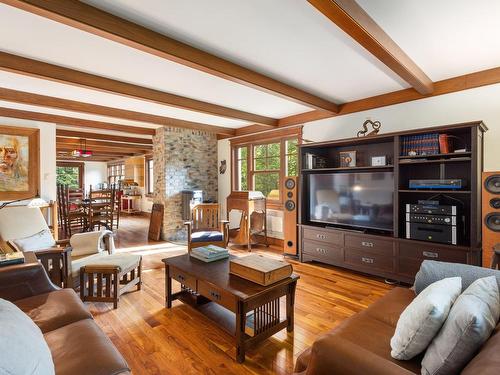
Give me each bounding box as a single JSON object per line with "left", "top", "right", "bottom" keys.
{"left": 88, "top": 186, "right": 116, "bottom": 231}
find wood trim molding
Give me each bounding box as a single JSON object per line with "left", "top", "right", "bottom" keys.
{"left": 0, "top": 88, "right": 236, "bottom": 136}
{"left": 231, "top": 126, "right": 303, "bottom": 145}
{"left": 253, "top": 66, "right": 500, "bottom": 131}
{"left": 56, "top": 129, "right": 152, "bottom": 144}
{"left": 0, "top": 107, "right": 156, "bottom": 135}
{"left": 1, "top": 0, "right": 339, "bottom": 112}
{"left": 0, "top": 51, "right": 277, "bottom": 127}
{"left": 308, "top": 0, "right": 433, "bottom": 94}
{"left": 56, "top": 137, "right": 153, "bottom": 150}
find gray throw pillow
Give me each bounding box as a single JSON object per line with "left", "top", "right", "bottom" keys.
{"left": 421, "top": 276, "right": 500, "bottom": 375}
{"left": 414, "top": 260, "right": 500, "bottom": 294}
{"left": 390, "top": 277, "right": 462, "bottom": 360}
{"left": 0, "top": 298, "right": 55, "bottom": 375}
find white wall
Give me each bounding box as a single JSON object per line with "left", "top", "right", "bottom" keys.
{"left": 302, "top": 83, "right": 500, "bottom": 171}
{"left": 218, "top": 83, "right": 500, "bottom": 238}
{"left": 83, "top": 161, "right": 107, "bottom": 193}
{"left": 0, "top": 117, "right": 56, "bottom": 204}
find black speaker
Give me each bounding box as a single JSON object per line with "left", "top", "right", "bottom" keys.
{"left": 485, "top": 213, "right": 500, "bottom": 232}
{"left": 485, "top": 175, "right": 500, "bottom": 194}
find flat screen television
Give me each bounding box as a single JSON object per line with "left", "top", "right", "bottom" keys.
{"left": 308, "top": 172, "right": 394, "bottom": 231}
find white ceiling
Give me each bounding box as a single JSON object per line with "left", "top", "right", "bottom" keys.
{"left": 0, "top": 0, "right": 499, "bottom": 135}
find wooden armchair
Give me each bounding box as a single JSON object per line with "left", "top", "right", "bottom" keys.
{"left": 185, "top": 203, "right": 229, "bottom": 253}
{"left": 0, "top": 205, "right": 115, "bottom": 289}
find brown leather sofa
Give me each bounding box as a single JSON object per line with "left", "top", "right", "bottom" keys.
{"left": 294, "top": 287, "right": 500, "bottom": 375}
{"left": 0, "top": 258, "right": 131, "bottom": 375}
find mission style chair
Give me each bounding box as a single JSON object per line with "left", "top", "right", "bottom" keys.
{"left": 185, "top": 203, "right": 229, "bottom": 252}
{"left": 0, "top": 205, "right": 115, "bottom": 288}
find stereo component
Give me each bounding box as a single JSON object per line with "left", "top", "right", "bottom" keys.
{"left": 409, "top": 179, "right": 464, "bottom": 190}
{"left": 406, "top": 202, "right": 458, "bottom": 245}
{"left": 283, "top": 176, "right": 298, "bottom": 256}
{"left": 482, "top": 172, "right": 500, "bottom": 267}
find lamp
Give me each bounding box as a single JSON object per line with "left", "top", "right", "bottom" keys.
{"left": 0, "top": 193, "right": 48, "bottom": 210}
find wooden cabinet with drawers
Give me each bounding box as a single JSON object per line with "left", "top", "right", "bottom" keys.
{"left": 300, "top": 225, "right": 480, "bottom": 283}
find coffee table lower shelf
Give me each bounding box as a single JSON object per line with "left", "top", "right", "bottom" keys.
{"left": 164, "top": 264, "right": 297, "bottom": 363}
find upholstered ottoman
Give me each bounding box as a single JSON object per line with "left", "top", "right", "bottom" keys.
{"left": 80, "top": 254, "right": 142, "bottom": 309}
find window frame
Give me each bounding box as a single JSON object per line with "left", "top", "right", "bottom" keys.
{"left": 145, "top": 157, "right": 154, "bottom": 196}
{"left": 107, "top": 162, "right": 125, "bottom": 186}
{"left": 230, "top": 127, "right": 302, "bottom": 208}
{"left": 56, "top": 161, "right": 84, "bottom": 189}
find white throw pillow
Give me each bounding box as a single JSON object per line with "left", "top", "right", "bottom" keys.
{"left": 11, "top": 229, "right": 56, "bottom": 252}
{"left": 390, "top": 277, "right": 462, "bottom": 360}
{"left": 0, "top": 298, "right": 55, "bottom": 375}
{"left": 421, "top": 276, "right": 500, "bottom": 375}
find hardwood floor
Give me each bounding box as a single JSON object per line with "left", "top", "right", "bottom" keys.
{"left": 88, "top": 215, "right": 395, "bottom": 374}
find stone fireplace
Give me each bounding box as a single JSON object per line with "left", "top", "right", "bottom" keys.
{"left": 153, "top": 126, "right": 218, "bottom": 241}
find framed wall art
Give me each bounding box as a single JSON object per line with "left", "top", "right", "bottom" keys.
{"left": 0, "top": 125, "right": 40, "bottom": 200}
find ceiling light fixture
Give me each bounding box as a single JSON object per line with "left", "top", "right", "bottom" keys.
{"left": 71, "top": 138, "right": 93, "bottom": 158}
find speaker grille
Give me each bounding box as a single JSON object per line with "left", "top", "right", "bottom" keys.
{"left": 285, "top": 200, "right": 296, "bottom": 211}
{"left": 484, "top": 175, "right": 500, "bottom": 194}
{"left": 285, "top": 178, "right": 296, "bottom": 190}
{"left": 490, "top": 198, "right": 500, "bottom": 210}
{"left": 485, "top": 213, "right": 500, "bottom": 232}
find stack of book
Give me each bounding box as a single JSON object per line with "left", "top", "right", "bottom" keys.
{"left": 401, "top": 133, "right": 441, "bottom": 156}
{"left": 190, "top": 245, "right": 229, "bottom": 262}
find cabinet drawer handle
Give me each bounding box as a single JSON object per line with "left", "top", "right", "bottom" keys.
{"left": 210, "top": 291, "right": 221, "bottom": 300}
{"left": 316, "top": 247, "right": 327, "bottom": 255}
{"left": 361, "top": 257, "right": 374, "bottom": 264}
{"left": 423, "top": 251, "right": 439, "bottom": 258}
{"left": 361, "top": 241, "right": 374, "bottom": 247}
{"left": 316, "top": 234, "right": 327, "bottom": 240}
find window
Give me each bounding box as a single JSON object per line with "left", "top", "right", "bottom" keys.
{"left": 235, "top": 146, "right": 248, "bottom": 190}
{"left": 56, "top": 162, "right": 84, "bottom": 189}
{"left": 107, "top": 163, "right": 124, "bottom": 186}
{"left": 253, "top": 142, "right": 280, "bottom": 199}
{"left": 231, "top": 128, "right": 301, "bottom": 204}
{"left": 146, "top": 158, "right": 154, "bottom": 195}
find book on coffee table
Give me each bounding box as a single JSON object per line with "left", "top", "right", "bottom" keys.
{"left": 190, "top": 245, "right": 229, "bottom": 262}
{"left": 0, "top": 252, "right": 25, "bottom": 267}
{"left": 230, "top": 254, "right": 293, "bottom": 286}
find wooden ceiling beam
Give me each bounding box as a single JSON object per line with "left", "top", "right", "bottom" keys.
{"left": 0, "top": 107, "right": 156, "bottom": 135}
{"left": 56, "top": 149, "right": 136, "bottom": 157}
{"left": 234, "top": 66, "right": 500, "bottom": 135}
{"left": 0, "top": 88, "right": 236, "bottom": 136}
{"left": 0, "top": 0, "right": 339, "bottom": 112}
{"left": 56, "top": 129, "right": 152, "bottom": 144}
{"left": 56, "top": 137, "right": 152, "bottom": 150}
{"left": 56, "top": 144, "right": 150, "bottom": 154}
{"left": 0, "top": 51, "right": 277, "bottom": 127}
{"left": 308, "top": 0, "right": 433, "bottom": 94}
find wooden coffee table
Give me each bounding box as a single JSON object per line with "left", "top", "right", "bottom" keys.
{"left": 162, "top": 254, "right": 299, "bottom": 363}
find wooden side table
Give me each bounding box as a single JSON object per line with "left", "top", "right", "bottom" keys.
{"left": 80, "top": 254, "right": 142, "bottom": 309}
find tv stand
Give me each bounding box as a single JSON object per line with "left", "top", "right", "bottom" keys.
{"left": 298, "top": 122, "right": 485, "bottom": 283}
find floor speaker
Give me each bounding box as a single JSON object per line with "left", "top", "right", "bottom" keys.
{"left": 482, "top": 172, "right": 500, "bottom": 267}
{"left": 283, "top": 176, "right": 298, "bottom": 255}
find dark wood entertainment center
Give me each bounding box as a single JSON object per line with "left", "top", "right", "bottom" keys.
{"left": 298, "top": 121, "right": 486, "bottom": 283}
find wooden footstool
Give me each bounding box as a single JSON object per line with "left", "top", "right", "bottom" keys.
{"left": 80, "top": 254, "right": 142, "bottom": 309}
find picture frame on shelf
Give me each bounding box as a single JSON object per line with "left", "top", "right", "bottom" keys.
{"left": 339, "top": 151, "right": 356, "bottom": 167}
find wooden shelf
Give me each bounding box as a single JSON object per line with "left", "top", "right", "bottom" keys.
{"left": 399, "top": 189, "right": 471, "bottom": 194}
{"left": 399, "top": 152, "right": 471, "bottom": 160}
{"left": 399, "top": 157, "right": 471, "bottom": 165}
{"left": 302, "top": 165, "right": 394, "bottom": 172}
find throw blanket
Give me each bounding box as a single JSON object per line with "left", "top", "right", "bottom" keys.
{"left": 70, "top": 230, "right": 114, "bottom": 257}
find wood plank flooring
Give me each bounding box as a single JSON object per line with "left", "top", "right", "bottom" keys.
{"left": 88, "top": 215, "right": 394, "bottom": 374}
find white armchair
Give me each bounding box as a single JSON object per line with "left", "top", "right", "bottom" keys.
{"left": 0, "top": 206, "right": 115, "bottom": 288}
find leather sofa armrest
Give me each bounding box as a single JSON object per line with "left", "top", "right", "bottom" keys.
{"left": 0, "top": 262, "right": 58, "bottom": 302}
